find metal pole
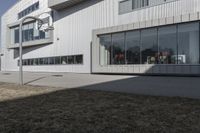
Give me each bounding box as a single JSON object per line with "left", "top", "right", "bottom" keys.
{"left": 19, "top": 16, "right": 44, "bottom": 85}
{"left": 19, "top": 20, "right": 23, "bottom": 85}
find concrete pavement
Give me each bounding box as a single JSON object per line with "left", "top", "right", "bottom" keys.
{"left": 0, "top": 71, "right": 200, "bottom": 99}
{"left": 0, "top": 71, "right": 132, "bottom": 88}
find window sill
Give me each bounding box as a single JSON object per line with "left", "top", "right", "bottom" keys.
{"left": 8, "top": 35, "right": 53, "bottom": 49}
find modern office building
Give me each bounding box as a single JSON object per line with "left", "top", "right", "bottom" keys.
{"left": 1, "top": 0, "right": 200, "bottom": 75}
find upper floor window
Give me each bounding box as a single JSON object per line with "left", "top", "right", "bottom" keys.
{"left": 119, "top": 0, "right": 176, "bottom": 15}
{"left": 132, "top": 0, "right": 149, "bottom": 10}
{"left": 18, "top": 2, "right": 39, "bottom": 19}
{"left": 10, "top": 21, "right": 50, "bottom": 44}
{"left": 119, "top": 0, "right": 149, "bottom": 14}
{"left": 119, "top": 0, "right": 133, "bottom": 14}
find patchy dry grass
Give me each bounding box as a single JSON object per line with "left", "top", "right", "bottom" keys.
{"left": 0, "top": 82, "right": 199, "bottom": 133}
{"left": 0, "top": 82, "right": 60, "bottom": 102}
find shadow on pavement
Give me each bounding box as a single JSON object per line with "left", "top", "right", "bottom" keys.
{"left": 24, "top": 76, "right": 47, "bottom": 85}
{"left": 77, "top": 76, "right": 200, "bottom": 99}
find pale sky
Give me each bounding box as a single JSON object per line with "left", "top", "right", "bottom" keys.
{"left": 0, "top": 0, "right": 18, "bottom": 48}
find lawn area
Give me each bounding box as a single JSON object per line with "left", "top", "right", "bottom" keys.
{"left": 0, "top": 82, "right": 199, "bottom": 133}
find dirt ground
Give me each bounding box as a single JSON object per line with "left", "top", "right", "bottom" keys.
{"left": 0, "top": 82, "right": 200, "bottom": 133}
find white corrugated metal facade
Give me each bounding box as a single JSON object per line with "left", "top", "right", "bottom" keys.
{"left": 1, "top": 0, "right": 200, "bottom": 74}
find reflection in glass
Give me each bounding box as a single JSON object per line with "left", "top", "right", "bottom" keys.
{"left": 48, "top": 57, "right": 55, "bottom": 65}
{"left": 178, "top": 22, "right": 199, "bottom": 64}
{"left": 55, "top": 57, "right": 61, "bottom": 64}
{"left": 68, "top": 56, "right": 74, "bottom": 64}
{"left": 14, "top": 28, "right": 19, "bottom": 44}
{"left": 75, "top": 55, "right": 83, "bottom": 64}
{"left": 34, "top": 59, "right": 38, "bottom": 65}
{"left": 22, "top": 60, "right": 28, "bottom": 65}
{"left": 39, "top": 58, "right": 44, "bottom": 65}
{"left": 99, "top": 35, "right": 112, "bottom": 65}
{"left": 11, "top": 21, "right": 49, "bottom": 44}
{"left": 141, "top": 28, "right": 158, "bottom": 64}
{"left": 61, "top": 56, "right": 68, "bottom": 64}
{"left": 126, "top": 31, "right": 140, "bottom": 64}
{"left": 29, "top": 59, "right": 34, "bottom": 65}
{"left": 43, "top": 58, "right": 48, "bottom": 65}
{"left": 99, "top": 22, "right": 200, "bottom": 66}
{"left": 112, "top": 33, "right": 125, "bottom": 64}
{"left": 158, "top": 25, "right": 177, "bottom": 64}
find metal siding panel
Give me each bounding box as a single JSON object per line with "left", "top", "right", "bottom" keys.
{"left": 119, "top": 0, "right": 200, "bottom": 25}
{"left": 2, "top": 0, "right": 200, "bottom": 74}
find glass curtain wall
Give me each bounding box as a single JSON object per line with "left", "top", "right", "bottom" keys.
{"left": 158, "top": 25, "right": 177, "bottom": 64}
{"left": 126, "top": 31, "right": 140, "bottom": 64}
{"left": 112, "top": 33, "right": 125, "bottom": 64}
{"left": 10, "top": 22, "right": 49, "bottom": 45}
{"left": 99, "top": 35, "right": 112, "bottom": 65}
{"left": 99, "top": 22, "right": 200, "bottom": 65}
{"left": 178, "top": 22, "right": 199, "bottom": 64}
{"left": 99, "top": 33, "right": 125, "bottom": 65}
{"left": 141, "top": 28, "right": 158, "bottom": 64}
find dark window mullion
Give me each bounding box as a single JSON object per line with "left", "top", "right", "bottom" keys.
{"left": 139, "top": 30, "right": 142, "bottom": 64}
{"left": 125, "top": 32, "right": 127, "bottom": 64}
{"left": 199, "top": 22, "right": 200, "bottom": 64}
{"left": 176, "top": 24, "right": 179, "bottom": 64}
{"left": 157, "top": 28, "right": 159, "bottom": 64}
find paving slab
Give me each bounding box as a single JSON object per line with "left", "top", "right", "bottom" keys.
{"left": 0, "top": 71, "right": 200, "bottom": 99}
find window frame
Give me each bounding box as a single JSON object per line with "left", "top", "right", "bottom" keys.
{"left": 18, "top": 55, "right": 84, "bottom": 66}
{"left": 98, "top": 21, "right": 200, "bottom": 66}
{"left": 119, "top": 0, "right": 178, "bottom": 15}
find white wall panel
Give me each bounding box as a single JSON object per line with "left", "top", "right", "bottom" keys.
{"left": 1, "top": 0, "right": 200, "bottom": 74}
{"left": 118, "top": 0, "right": 200, "bottom": 25}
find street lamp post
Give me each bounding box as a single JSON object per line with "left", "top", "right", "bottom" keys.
{"left": 19, "top": 16, "right": 44, "bottom": 85}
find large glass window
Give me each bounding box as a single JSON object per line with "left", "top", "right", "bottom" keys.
{"left": 141, "top": 28, "right": 158, "bottom": 64}
{"left": 158, "top": 25, "right": 177, "bottom": 64}
{"left": 178, "top": 22, "right": 199, "bottom": 64}
{"left": 99, "top": 35, "right": 112, "bottom": 65}
{"left": 125, "top": 31, "right": 141, "bottom": 64}
{"left": 112, "top": 33, "right": 125, "bottom": 64}
{"left": 10, "top": 21, "right": 49, "bottom": 44}
{"left": 99, "top": 21, "right": 200, "bottom": 66}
